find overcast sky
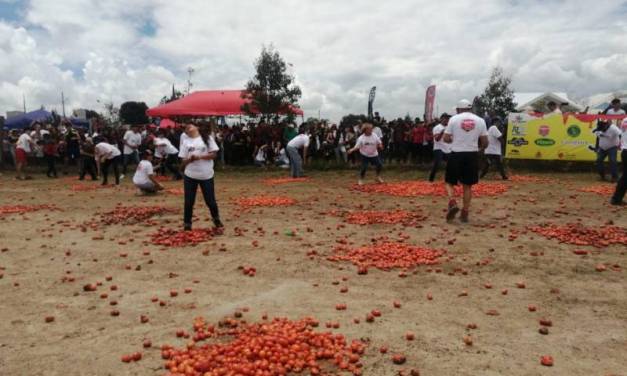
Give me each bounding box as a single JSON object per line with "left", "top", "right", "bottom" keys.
{"left": 0, "top": 0, "right": 626, "bottom": 122}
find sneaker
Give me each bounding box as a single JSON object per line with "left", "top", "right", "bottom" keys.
{"left": 460, "top": 209, "right": 469, "bottom": 223}
{"left": 375, "top": 176, "right": 384, "bottom": 184}
{"left": 213, "top": 218, "right": 224, "bottom": 228}
{"left": 358, "top": 179, "right": 364, "bottom": 186}
{"left": 610, "top": 200, "right": 625, "bottom": 206}
{"left": 446, "top": 201, "right": 460, "bottom": 222}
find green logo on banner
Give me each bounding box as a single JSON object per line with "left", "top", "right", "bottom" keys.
{"left": 567, "top": 125, "right": 581, "bottom": 138}
{"left": 535, "top": 138, "right": 555, "bottom": 146}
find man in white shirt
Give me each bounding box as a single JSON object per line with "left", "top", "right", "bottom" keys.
{"left": 594, "top": 120, "right": 621, "bottom": 182}
{"left": 15, "top": 127, "right": 36, "bottom": 180}
{"left": 480, "top": 117, "right": 508, "bottom": 180}
{"left": 122, "top": 124, "right": 142, "bottom": 176}
{"left": 286, "top": 128, "right": 310, "bottom": 178}
{"left": 443, "top": 99, "right": 489, "bottom": 223}
{"left": 94, "top": 137, "right": 122, "bottom": 185}
{"left": 154, "top": 131, "right": 181, "bottom": 180}
{"left": 428, "top": 113, "right": 451, "bottom": 182}
{"left": 606, "top": 98, "right": 626, "bottom": 126}
{"left": 133, "top": 150, "right": 164, "bottom": 194}
{"left": 611, "top": 118, "right": 627, "bottom": 205}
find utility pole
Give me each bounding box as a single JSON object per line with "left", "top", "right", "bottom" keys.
{"left": 187, "top": 67, "right": 195, "bottom": 94}
{"left": 61, "top": 91, "right": 66, "bottom": 118}
{"left": 23, "top": 94, "right": 26, "bottom": 113}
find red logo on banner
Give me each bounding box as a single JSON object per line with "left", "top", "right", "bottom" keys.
{"left": 539, "top": 125, "right": 550, "bottom": 137}
{"left": 461, "top": 119, "right": 475, "bottom": 131}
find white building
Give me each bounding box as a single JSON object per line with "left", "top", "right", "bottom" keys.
{"left": 514, "top": 92, "right": 584, "bottom": 113}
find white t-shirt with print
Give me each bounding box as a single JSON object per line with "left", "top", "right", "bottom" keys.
{"left": 123, "top": 130, "right": 142, "bottom": 154}
{"left": 178, "top": 135, "right": 219, "bottom": 180}
{"left": 485, "top": 125, "right": 503, "bottom": 156}
{"left": 444, "top": 112, "right": 488, "bottom": 153}
{"left": 355, "top": 133, "right": 381, "bottom": 157}
{"left": 620, "top": 118, "right": 627, "bottom": 150}
{"left": 287, "top": 134, "right": 310, "bottom": 149}
{"left": 154, "top": 137, "right": 178, "bottom": 158}
{"left": 95, "top": 142, "right": 121, "bottom": 160}
{"left": 17, "top": 133, "right": 33, "bottom": 152}
{"left": 595, "top": 124, "right": 621, "bottom": 151}
{"left": 432, "top": 124, "right": 450, "bottom": 154}
{"left": 133, "top": 160, "right": 154, "bottom": 185}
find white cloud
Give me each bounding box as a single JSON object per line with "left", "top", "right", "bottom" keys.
{"left": 0, "top": 0, "right": 626, "bottom": 121}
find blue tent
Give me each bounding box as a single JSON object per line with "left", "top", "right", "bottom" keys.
{"left": 5, "top": 109, "right": 53, "bottom": 129}
{"left": 69, "top": 117, "right": 89, "bottom": 128}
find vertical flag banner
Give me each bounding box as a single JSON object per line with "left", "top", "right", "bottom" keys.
{"left": 506, "top": 113, "right": 624, "bottom": 161}
{"left": 424, "top": 85, "right": 436, "bottom": 122}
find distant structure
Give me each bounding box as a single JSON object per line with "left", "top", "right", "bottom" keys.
{"left": 514, "top": 92, "right": 583, "bottom": 113}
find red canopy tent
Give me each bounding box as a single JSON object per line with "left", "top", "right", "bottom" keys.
{"left": 158, "top": 118, "right": 177, "bottom": 128}
{"left": 146, "top": 90, "right": 304, "bottom": 117}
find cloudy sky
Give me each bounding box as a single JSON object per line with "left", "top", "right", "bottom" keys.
{"left": 0, "top": 0, "right": 626, "bottom": 122}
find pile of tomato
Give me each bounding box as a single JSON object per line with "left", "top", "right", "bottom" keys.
{"left": 160, "top": 316, "right": 366, "bottom": 376}
{"left": 0, "top": 204, "right": 58, "bottom": 216}
{"left": 529, "top": 223, "right": 627, "bottom": 247}
{"left": 577, "top": 185, "right": 614, "bottom": 196}
{"left": 262, "top": 177, "right": 311, "bottom": 186}
{"left": 352, "top": 181, "right": 508, "bottom": 197}
{"left": 329, "top": 242, "right": 445, "bottom": 270}
{"left": 99, "top": 205, "right": 176, "bottom": 225}
{"left": 149, "top": 227, "right": 215, "bottom": 247}
{"left": 344, "top": 210, "right": 426, "bottom": 226}
{"left": 235, "top": 196, "right": 297, "bottom": 207}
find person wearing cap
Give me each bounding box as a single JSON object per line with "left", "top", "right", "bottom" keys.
{"left": 480, "top": 117, "right": 508, "bottom": 180}
{"left": 428, "top": 113, "right": 451, "bottom": 182}
{"left": 443, "top": 99, "right": 489, "bottom": 223}
{"left": 122, "top": 124, "right": 142, "bottom": 176}
{"left": 133, "top": 150, "right": 164, "bottom": 195}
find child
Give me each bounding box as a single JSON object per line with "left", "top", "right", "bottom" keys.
{"left": 133, "top": 150, "right": 164, "bottom": 195}
{"left": 42, "top": 133, "right": 58, "bottom": 178}
{"left": 348, "top": 123, "right": 384, "bottom": 185}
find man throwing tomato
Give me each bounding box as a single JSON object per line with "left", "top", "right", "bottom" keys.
{"left": 443, "top": 99, "right": 489, "bottom": 223}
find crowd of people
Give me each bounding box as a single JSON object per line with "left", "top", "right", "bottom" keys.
{"left": 1, "top": 98, "right": 626, "bottom": 228}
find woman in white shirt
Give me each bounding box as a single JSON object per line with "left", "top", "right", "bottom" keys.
{"left": 178, "top": 124, "right": 223, "bottom": 230}
{"left": 154, "top": 131, "right": 182, "bottom": 180}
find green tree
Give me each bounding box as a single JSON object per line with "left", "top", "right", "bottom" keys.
{"left": 475, "top": 67, "right": 517, "bottom": 119}
{"left": 119, "top": 101, "right": 149, "bottom": 125}
{"left": 339, "top": 114, "right": 368, "bottom": 129}
{"left": 241, "top": 45, "right": 302, "bottom": 122}
{"left": 160, "top": 85, "right": 184, "bottom": 104}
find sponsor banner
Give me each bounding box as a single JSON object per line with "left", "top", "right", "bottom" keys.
{"left": 424, "top": 85, "right": 436, "bottom": 122}
{"left": 506, "top": 113, "right": 624, "bottom": 161}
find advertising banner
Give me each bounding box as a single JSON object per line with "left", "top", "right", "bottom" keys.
{"left": 506, "top": 113, "right": 625, "bottom": 161}
{"left": 424, "top": 85, "right": 436, "bottom": 122}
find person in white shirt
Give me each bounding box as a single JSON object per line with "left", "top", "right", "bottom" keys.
{"left": 348, "top": 122, "right": 384, "bottom": 185}
{"left": 285, "top": 128, "right": 310, "bottom": 178}
{"left": 178, "top": 123, "right": 223, "bottom": 231}
{"left": 593, "top": 120, "right": 621, "bottom": 182}
{"left": 154, "top": 131, "right": 181, "bottom": 180}
{"left": 428, "top": 113, "right": 451, "bottom": 182}
{"left": 443, "top": 99, "right": 489, "bottom": 223}
{"left": 253, "top": 144, "right": 269, "bottom": 167}
{"left": 94, "top": 137, "right": 122, "bottom": 185}
{"left": 15, "top": 127, "right": 37, "bottom": 180}
{"left": 606, "top": 98, "right": 626, "bottom": 126}
{"left": 480, "top": 117, "right": 508, "bottom": 180}
{"left": 133, "top": 150, "right": 164, "bottom": 195}
{"left": 611, "top": 118, "right": 627, "bottom": 205}
{"left": 122, "top": 124, "right": 142, "bottom": 176}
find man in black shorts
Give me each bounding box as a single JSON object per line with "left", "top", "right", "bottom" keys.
{"left": 443, "top": 99, "right": 489, "bottom": 223}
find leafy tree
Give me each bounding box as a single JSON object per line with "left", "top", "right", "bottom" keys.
{"left": 241, "top": 45, "right": 302, "bottom": 122}
{"left": 474, "top": 67, "right": 517, "bottom": 119}
{"left": 119, "top": 101, "right": 149, "bottom": 125}
{"left": 339, "top": 114, "right": 368, "bottom": 130}
{"left": 160, "top": 85, "right": 184, "bottom": 104}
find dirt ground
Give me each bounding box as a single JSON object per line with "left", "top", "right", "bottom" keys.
{"left": 0, "top": 167, "right": 625, "bottom": 376}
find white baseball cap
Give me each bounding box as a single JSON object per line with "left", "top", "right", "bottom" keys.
{"left": 457, "top": 99, "right": 472, "bottom": 109}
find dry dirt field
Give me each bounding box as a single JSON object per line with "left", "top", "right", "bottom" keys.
{"left": 0, "top": 168, "right": 625, "bottom": 376}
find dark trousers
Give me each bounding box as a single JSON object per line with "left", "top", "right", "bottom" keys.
{"left": 429, "top": 150, "right": 447, "bottom": 182}
{"left": 122, "top": 151, "right": 139, "bottom": 174}
{"left": 611, "top": 150, "right": 627, "bottom": 203}
{"left": 45, "top": 155, "right": 57, "bottom": 177}
{"left": 102, "top": 156, "right": 121, "bottom": 185}
{"left": 183, "top": 176, "right": 220, "bottom": 226}
{"left": 597, "top": 147, "right": 618, "bottom": 179}
{"left": 360, "top": 155, "right": 382, "bottom": 178}
{"left": 481, "top": 154, "right": 507, "bottom": 179}
{"left": 160, "top": 154, "right": 182, "bottom": 179}
{"left": 80, "top": 156, "right": 97, "bottom": 180}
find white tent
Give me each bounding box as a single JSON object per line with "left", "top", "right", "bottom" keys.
{"left": 514, "top": 92, "right": 583, "bottom": 113}
{"left": 584, "top": 90, "right": 627, "bottom": 112}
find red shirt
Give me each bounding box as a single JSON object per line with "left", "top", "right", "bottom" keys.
{"left": 44, "top": 142, "right": 57, "bottom": 156}
{"left": 411, "top": 127, "right": 425, "bottom": 144}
